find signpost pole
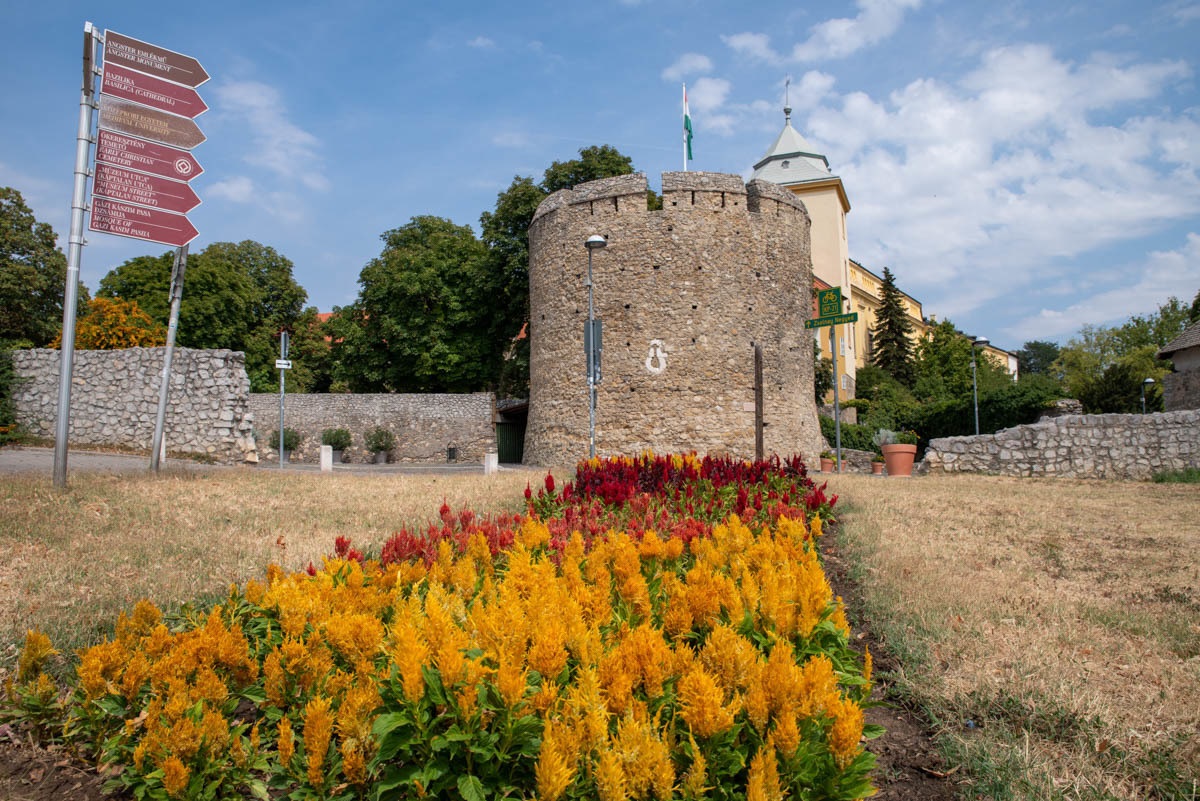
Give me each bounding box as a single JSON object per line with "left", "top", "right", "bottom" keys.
{"left": 150, "top": 244, "right": 187, "bottom": 473}
{"left": 53, "top": 22, "right": 98, "bottom": 489}
{"left": 830, "top": 325, "right": 843, "bottom": 473}
{"left": 754, "top": 344, "right": 764, "bottom": 461}
{"left": 279, "top": 331, "right": 288, "bottom": 469}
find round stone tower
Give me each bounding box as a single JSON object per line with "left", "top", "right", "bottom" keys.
{"left": 524, "top": 171, "right": 822, "bottom": 466}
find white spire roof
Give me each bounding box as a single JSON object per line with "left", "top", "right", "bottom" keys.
{"left": 751, "top": 106, "right": 836, "bottom": 185}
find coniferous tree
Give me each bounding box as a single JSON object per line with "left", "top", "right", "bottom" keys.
{"left": 870, "top": 266, "right": 916, "bottom": 387}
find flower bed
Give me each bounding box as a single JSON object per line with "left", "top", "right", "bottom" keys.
{"left": 5, "top": 453, "right": 876, "bottom": 800}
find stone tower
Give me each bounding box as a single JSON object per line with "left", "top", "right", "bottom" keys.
{"left": 523, "top": 171, "right": 823, "bottom": 467}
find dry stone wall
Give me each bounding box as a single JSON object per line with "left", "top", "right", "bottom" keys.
{"left": 525, "top": 171, "right": 823, "bottom": 466}
{"left": 923, "top": 410, "right": 1199, "bottom": 480}
{"left": 12, "top": 348, "right": 255, "bottom": 463}
{"left": 247, "top": 393, "right": 496, "bottom": 464}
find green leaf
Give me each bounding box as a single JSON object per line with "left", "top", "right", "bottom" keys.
{"left": 457, "top": 774, "right": 487, "bottom": 801}
{"left": 245, "top": 779, "right": 271, "bottom": 800}
{"left": 862, "top": 723, "right": 886, "bottom": 740}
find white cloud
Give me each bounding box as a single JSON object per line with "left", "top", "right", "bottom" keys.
{"left": 722, "top": 32, "right": 779, "bottom": 63}
{"left": 1005, "top": 234, "right": 1200, "bottom": 340}
{"left": 792, "top": 0, "right": 923, "bottom": 61}
{"left": 689, "top": 77, "right": 731, "bottom": 113}
{"left": 661, "top": 53, "right": 713, "bottom": 82}
{"left": 215, "top": 80, "right": 329, "bottom": 192}
{"left": 468, "top": 36, "right": 495, "bottom": 48}
{"left": 797, "top": 44, "right": 1200, "bottom": 332}
{"left": 207, "top": 176, "right": 256, "bottom": 203}
{"left": 788, "top": 71, "right": 837, "bottom": 110}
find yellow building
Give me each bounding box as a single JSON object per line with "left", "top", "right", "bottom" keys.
{"left": 753, "top": 107, "right": 1018, "bottom": 396}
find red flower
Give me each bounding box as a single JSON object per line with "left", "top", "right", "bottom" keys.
{"left": 544, "top": 472, "right": 556, "bottom": 494}
{"left": 334, "top": 535, "right": 352, "bottom": 558}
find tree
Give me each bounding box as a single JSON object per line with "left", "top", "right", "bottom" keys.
{"left": 913, "top": 320, "right": 1010, "bottom": 403}
{"left": 541, "top": 145, "right": 635, "bottom": 193}
{"left": 1015, "top": 340, "right": 1061, "bottom": 378}
{"left": 331, "top": 216, "right": 495, "bottom": 392}
{"left": 98, "top": 241, "right": 324, "bottom": 392}
{"left": 1077, "top": 360, "right": 1161, "bottom": 414}
{"left": 1190, "top": 287, "right": 1200, "bottom": 323}
{"left": 55, "top": 297, "right": 165, "bottom": 349}
{"left": 869, "top": 267, "right": 916, "bottom": 386}
{"left": 0, "top": 186, "right": 87, "bottom": 347}
{"left": 813, "top": 340, "right": 833, "bottom": 404}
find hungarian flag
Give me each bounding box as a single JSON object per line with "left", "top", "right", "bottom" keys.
{"left": 683, "top": 84, "right": 693, "bottom": 162}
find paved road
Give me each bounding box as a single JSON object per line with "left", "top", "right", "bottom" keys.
{"left": 0, "top": 446, "right": 522, "bottom": 477}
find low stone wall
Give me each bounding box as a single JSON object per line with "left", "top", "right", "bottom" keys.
{"left": 248, "top": 393, "right": 497, "bottom": 464}
{"left": 1163, "top": 370, "right": 1200, "bottom": 412}
{"left": 924, "top": 410, "right": 1200, "bottom": 480}
{"left": 12, "top": 348, "right": 255, "bottom": 463}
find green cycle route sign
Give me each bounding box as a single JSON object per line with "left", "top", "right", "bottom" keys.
{"left": 804, "top": 311, "right": 858, "bottom": 329}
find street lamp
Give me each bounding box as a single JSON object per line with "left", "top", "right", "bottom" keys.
{"left": 1142, "top": 377, "right": 1155, "bottom": 414}
{"left": 584, "top": 235, "right": 607, "bottom": 458}
{"left": 971, "top": 337, "right": 989, "bottom": 436}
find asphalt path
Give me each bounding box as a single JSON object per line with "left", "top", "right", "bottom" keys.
{"left": 0, "top": 446, "right": 519, "bottom": 477}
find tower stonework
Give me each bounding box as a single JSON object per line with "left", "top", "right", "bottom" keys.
{"left": 524, "top": 171, "right": 823, "bottom": 467}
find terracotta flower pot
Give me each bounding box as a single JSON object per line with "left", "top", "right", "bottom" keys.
{"left": 871, "top": 461, "right": 884, "bottom": 475}
{"left": 881, "top": 443, "right": 917, "bottom": 477}
{"left": 820, "top": 457, "right": 835, "bottom": 473}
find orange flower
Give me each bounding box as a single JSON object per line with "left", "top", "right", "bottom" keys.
{"left": 303, "top": 695, "right": 334, "bottom": 788}
{"left": 160, "top": 755, "right": 190, "bottom": 799}
{"left": 677, "top": 667, "right": 737, "bottom": 738}
{"left": 826, "top": 692, "right": 865, "bottom": 769}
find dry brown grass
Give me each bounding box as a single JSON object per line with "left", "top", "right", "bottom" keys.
{"left": 0, "top": 467, "right": 535, "bottom": 666}
{"left": 826, "top": 473, "right": 1200, "bottom": 799}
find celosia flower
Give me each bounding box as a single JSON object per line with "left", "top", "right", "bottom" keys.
{"left": 595, "top": 748, "right": 627, "bottom": 801}
{"left": 826, "top": 692, "right": 865, "bottom": 769}
{"left": 18, "top": 631, "right": 57, "bottom": 683}
{"left": 746, "top": 746, "right": 782, "bottom": 801}
{"left": 278, "top": 717, "right": 295, "bottom": 766}
{"left": 677, "top": 667, "right": 737, "bottom": 738}
{"left": 681, "top": 733, "right": 709, "bottom": 799}
{"left": 535, "top": 722, "right": 574, "bottom": 801}
{"left": 304, "top": 695, "right": 334, "bottom": 788}
{"left": 160, "top": 755, "right": 190, "bottom": 799}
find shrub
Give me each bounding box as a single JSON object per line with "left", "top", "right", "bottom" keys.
{"left": 268, "top": 427, "right": 301, "bottom": 452}
{"left": 820, "top": 414, "right": 876, "bottom": 451}
{"left": 320, "top": 427, "right": 351, "bottom": 450}
{"left": 0, "top": 348, "right": 22, "bottom": 444}
{"left": 1151, "top": 468, "right": 1200, "bottom": 484}
{"left": 364, "top": 426, "right": 395, "bottom": 453}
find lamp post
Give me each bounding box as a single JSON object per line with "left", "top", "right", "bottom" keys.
{"left": 971, "top": 337, "right": 989, "bottom": 436}
{"left": 1142, "top": 377, "right": 1155, "bottom": 414}
{"left": 584, "top": 235, "right": 607, "bottom": 458}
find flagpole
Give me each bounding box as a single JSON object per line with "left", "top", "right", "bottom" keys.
{"left": 682, "top": 83, "right": 687, "bottom": 171}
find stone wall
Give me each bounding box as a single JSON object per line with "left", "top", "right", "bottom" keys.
{"left": 247, "top": 393, "right": 496, "bottom": 464}
{"left": 924, "top": 410, "right": 1199, "bottom": 480}
{"left": 524, "top": 171, "right": 823, "bottom": 466}
{"left": 1163, "top": 370, "right": 1200, "bottom": 412}
{"left": 12, "top": 348, "right": 255, "bottom": 463}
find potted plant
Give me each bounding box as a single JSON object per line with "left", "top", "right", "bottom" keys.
{"left": 365, "top": 426, "right": 395, "bottom": 464}
{"left": 874, "top": 429, "right": 918, "bottom": 478}
{"left": 321, "top": 428, "right": 351, "bottom": 463}
{"left": 268, "top": 427, "right": 301, "bottom": 460}
{"left": 819, "top": 450, "right": 837, "bottom": 473}
{"left": 871, "top": 453, "right": 885, "bottom": 475}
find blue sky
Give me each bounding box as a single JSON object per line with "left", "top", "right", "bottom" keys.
{"left": 3, "top": 0, "right": 1198, "bottom": 352}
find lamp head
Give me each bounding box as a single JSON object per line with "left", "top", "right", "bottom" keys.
{"left": 1143, "top": 377, "right": 1156, "bottom": 386}
{"left": 585, "top": 235, "right": 607, "bottom": 250}
{"left": 973, "top": 337, "right": 989, "bottom": 347}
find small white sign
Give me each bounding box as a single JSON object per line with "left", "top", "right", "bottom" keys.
{"left": 275, "top": 359, "right": 292, "bottom": 369}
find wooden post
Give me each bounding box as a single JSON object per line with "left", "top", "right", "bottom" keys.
{"left": 754, "top": 344, "right": 764, "bottom": 461}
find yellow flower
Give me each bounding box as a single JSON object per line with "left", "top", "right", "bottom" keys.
{"left": 826, "top": 692, "right": 865, "bottom": 770}
{"left": 160, "top": 755, "right": 190, "bottom": 799}
{"left": 677, "top": 667, "right": 737, "bottom": 738}
{"left": 772, "top": 706, "right": 800, "bottom": 757}
{"left": 681, "top": 733, "right": 709, "bottom": 799}
{"left": 699, "top": 624, "right": 758, "bottom": 697}
{"left": 341, "top": 740, "right": 368, "bottom": 786}
{"left": 831, "top": 595, "right": 851, "bottom": 636}
{"left": 323, "top": 612, "right": 385, "bottom": 668}
{"left": 535, "top": 721, "right": 575, "bottom": 801}
{"left": 863, "top": 644, "right": 873, "bottom": 695}
{"left": 388, "top": 618, "right": 429, "bottom": 703}
{"left": 303, "top": 695, "right": 334, "bottom": 788}
{"left": 278, "top": 717, "right": 295, "bottom": 766}
{"left": 18, "top": 630, "right": 57, "bottom": 683}
{"left": 200, "top": 706, "right": 230, "bottom": 758}
{"left": 595, "top": 748, "right": 627, "bottom": 801}
{"left": 810, "top": 514, "right": 823, "bottom": 539}
{"left": 746, "top": 746, "right": 782, "bottom": 801}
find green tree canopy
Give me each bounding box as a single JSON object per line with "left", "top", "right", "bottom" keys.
{"left": 0, "top": 187, "right": 87, "bottom": 347}
{"left": 1190, "top": 287, "right": 1200, "bottom": 323}
{"left": 1015, "top": 340, "right": 1061, "bottom": 379}
{"left": 541, "top": 145, "right": 635, "bottom": 194}
{"left": 869, "top": 267, "right": 916, "bottom": 387}
{"left": 98, "top": 241, "right": 324, "bottom": 391}
{"left": 330, "top": 216, "right": 495, "bottom": 393}
{"left": 913, "top": 320, "right": 1011, "bottom": 403}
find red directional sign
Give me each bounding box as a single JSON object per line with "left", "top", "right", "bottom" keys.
{"left": 96, "top": 130, "right": 203, "bottom": 182}
{"left": 99, "top": 96, "right": 206, "bottom": 150}
{"left": 89, "top": 197, "right": 199, "bottom": 247}
{"left": 103, "top": 30, "right": 209, "bottom": 88}
{"left": 101, "top": 62, "right": 208, "bottom": 119}
{"left": 93, "top": 163, "right": 201, "bottom": 215}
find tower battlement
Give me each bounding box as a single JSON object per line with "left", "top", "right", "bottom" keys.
{"left": 524, "top": 172, "right": 822, "bottom": 466}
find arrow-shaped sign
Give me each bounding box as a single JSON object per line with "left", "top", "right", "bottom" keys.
{"left": 99, "top": 96, "right": 206, "bottom": 150}
{"left": 96, "top": 130, "right": 203, "bottom": 182}
{"left": 89, "top": 197, "right": 198, "bottom": 248}
{"left": 93, "top": 163, "right": 202, "bottom": 215}
{"left": 101, "top": 62, "right": 208, "bottom": 119}
{"left": 103, "top": 30, "right": 209, "bottom": 88}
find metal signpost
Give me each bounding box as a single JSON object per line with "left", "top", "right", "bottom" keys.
{"left": 53, "top": 25, "right": 208, "bottom": 481}
{"left": 278, "top": 332, "right": 290, "bottom": 469}
{"left": 806, "top": 289, "right": 858, "bottom": 473}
